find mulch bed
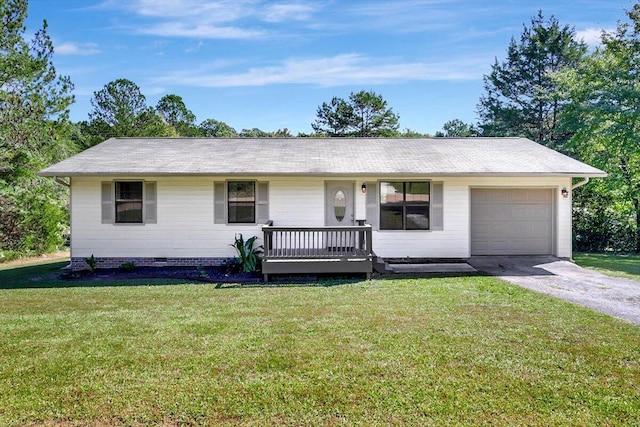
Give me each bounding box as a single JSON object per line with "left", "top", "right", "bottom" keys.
{"left": 61, "top": 265, "right": 263, "bottom": 284}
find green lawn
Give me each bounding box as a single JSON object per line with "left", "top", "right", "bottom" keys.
{"left": 574, "top": 252, "right": 640, "bottom": 281}
{"left": 1, "top": 261, "right": 639, "bottom": 426}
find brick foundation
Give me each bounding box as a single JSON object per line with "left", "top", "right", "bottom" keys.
{"left": 71, "top": 256, "right": 229, "bottom": 271}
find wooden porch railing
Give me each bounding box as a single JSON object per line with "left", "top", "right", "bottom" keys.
{"left": 261, "top": 223, "right": 373, "bottom": 281}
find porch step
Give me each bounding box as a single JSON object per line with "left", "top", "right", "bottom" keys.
{"left": 373, "top": 257, "right": 393, "bottom": 273}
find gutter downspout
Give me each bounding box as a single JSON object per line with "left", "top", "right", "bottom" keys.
{"left": 54, "top": 176, "right": 70, "bottom": 188}
{"left": 569, "top": 177, "right": 590, "bottom": 263}
{"left": 571, "top": 177, "right": 590, "bottom": 191}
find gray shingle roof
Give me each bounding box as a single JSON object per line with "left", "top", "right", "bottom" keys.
{"left": 38, "top": 137, "right": 607, "bottom": 177}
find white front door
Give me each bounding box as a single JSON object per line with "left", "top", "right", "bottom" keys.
{"left": 325, "top": 181, "right": 355, "bottom": 226}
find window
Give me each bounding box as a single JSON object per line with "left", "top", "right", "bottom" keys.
{"left": 115, "top": 181, "right": 143, "bottom": 223}
{"left": 102, "top": 181, "right": 156, "bottom": 225}
{"left": 380, "top": 181, "right": 430, "bottom": 230}
{"left": 228, "top": 181, "right": 255, "bottom": 223}
{"left": 214, "top": 181, "right": 268, "bottom": 225}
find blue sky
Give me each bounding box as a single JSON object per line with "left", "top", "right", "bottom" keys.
{"left": 27, "top": 0, "right": 634, "bottom": 135}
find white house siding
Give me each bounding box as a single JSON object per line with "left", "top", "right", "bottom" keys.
{"left": 70, "top": 176, "right": 328, "bottom": 261}
{"left": 70, "top": 175, "right": 573, "bottom": 263}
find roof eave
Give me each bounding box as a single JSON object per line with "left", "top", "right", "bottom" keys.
{"left": 38, "top": 171, "right": 608, "bottom": 178}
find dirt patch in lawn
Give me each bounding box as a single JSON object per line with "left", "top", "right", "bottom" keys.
{"left": 0, "top": 250, "right": 70, "bottom": 268}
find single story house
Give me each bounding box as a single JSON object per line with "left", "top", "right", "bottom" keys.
{"left": 39, "top": 137, "right": 606, "bottom": 277}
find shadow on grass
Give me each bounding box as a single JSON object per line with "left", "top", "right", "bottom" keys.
{"left": 1, "top": 259, "right": 487, "bottom": 291}
{"left": 373, "top": 271, "right": 487, "bottom": 281}
{"left": 574, "top": 252, "right": 640, "bottom": 279}
{"left": 0, "top": 260, "right": 197, "bottom": 289}
{"left": 0, "top": 260, "right": 360, "bottom": 290}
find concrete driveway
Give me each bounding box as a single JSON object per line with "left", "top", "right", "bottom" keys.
{"left": 468, "top": 256, "right": 640, "bottom": 326}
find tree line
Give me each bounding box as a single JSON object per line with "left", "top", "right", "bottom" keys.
{"left": 77, "top": 80, "right": 411, "bottom": 141}
{"left": 1, "top": 0, "right": 639, "bottom": 260}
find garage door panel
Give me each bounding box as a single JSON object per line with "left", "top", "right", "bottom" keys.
{"left": 471, "top": 189, "right": 553, "bottom": 255}
{"left": 515, "top": 205, "right": 551, "bottom": 218}
{"left": 473, "top": 204, "right": 507, "bottom": 217}
{"left": 527, "top": 191, "right": 552, "bottom": 203}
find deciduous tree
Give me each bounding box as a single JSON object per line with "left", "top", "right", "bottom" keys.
{"left": 199, "top": 118, "right": 238, "bottom": 137}
{"left": 556, "top": 3, "right": 640, "bottom": 251}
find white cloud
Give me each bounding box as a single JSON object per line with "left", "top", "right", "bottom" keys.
{"left": 56, "top": 42, "right": 100, "bottom": 56}
{"left": 576, "top": 27, "right": 611, "bottom": 47}
{"left": 98, "top": 0, "right": 320, "bottom": 39}
{"left": 153, "top": 53, "right": 488, "bottom": 88}
{"left": 143, "top": 86, "right": 166, "bottom": 96}
{"left": 185, "top": 41, "right": 205, "bottom": 53}
{"left": 263, "top": 3, "right": 316, "bottom": 23}
{"left": 126, "top": 0, "right": 250, "bottom": 20}
{"left": 138, "top": 22, "right": 265, "bottom": 39}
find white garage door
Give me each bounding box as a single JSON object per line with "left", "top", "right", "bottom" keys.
{"left": 471, "top": 189, "right": 553, "bottom": 255}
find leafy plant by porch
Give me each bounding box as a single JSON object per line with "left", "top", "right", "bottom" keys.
{"left": 230, "top": 233, "right": 263, "bottom": 273}
{"left": 1, "top": 260, "right": 638, "bottom": 426}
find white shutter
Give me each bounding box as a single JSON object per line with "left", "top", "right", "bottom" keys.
{"left": 256, "top": 182, "right": 269, "bottom": 224}
{"left": 365, "top": 181, "right": 378, "bottom": 230}
{"left": 214, "top": 182, "right": 226, "bottom": 224}
{"left": 101, "top": 182, "right": 113, "bottom": 224}
{"left": 144, "top": 182, "right": 157, "bottom": 224}
{"left": 431, "top": 181, "right": 443, "bottom": 231}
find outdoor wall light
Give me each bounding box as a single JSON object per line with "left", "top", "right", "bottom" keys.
{"left": 361, "top": 183, "right": 367, "bottom": 193}
{"left": 561, "top": 187, "right": 569, "bottom": 198}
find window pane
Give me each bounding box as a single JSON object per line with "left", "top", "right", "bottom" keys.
{"left": 228, "top": 181, "right": 255, "bottom": 201}
{"left": 116, "top": 182, "right": 142, "bottom": 201}
{"left": 406, "top": 182, "right": 429, "bottom": 203}
{"left": 116, "top": 201, "right": 143, "bottom": 223}
{"left": 406, "top": 205, "right": 429, "bottom": 230}
{"left": 115, "top": 182, "right": 143, "bottom": 223}
{"left": 228, "top": 181, "right": 255, "bottom": 223}
{"left": 380, "top": 205, "right": 403, "bottom": 229}
{"left": 334, "top": 189, "right": 346, "bottom": 222}
{"left": 228, "top": 202, "right": 255, "bottom": 223}
{"left": 380, "top": 181, "right": 404, "bottom": 204}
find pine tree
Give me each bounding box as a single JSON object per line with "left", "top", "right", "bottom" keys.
{"left": 478, "top": 11, "right": 586, "bottom": 149}
{"left": 0, "top": 0, "right": 75, "bottom": 256}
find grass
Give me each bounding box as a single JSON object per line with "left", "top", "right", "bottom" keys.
{"left": 574, "top": 252, "right": 640, "bottom": 281}
{"left": 1, "top": 260, "right": 639, "bottom": 426}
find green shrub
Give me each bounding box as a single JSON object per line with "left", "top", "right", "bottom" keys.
{"left": 85, "top": 255, "right": 97, "bottom": 272}
{"left": 230, "top": 234, "right": 263, "bottom": 273}
{"left": 119, "top": 262, "right": 136, "bottom": 271}
{"left": 0, "top": 179, "right": 68, "bottom": 256}
{"left": 0, "top": 250, "right": 21, "bottom": 263}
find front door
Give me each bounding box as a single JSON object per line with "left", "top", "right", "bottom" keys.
{"left": 325, "top": 181, "right": 355, "bottom": 226}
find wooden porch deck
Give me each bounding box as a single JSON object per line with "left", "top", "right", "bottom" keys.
{"left": 261, "top": 224, "right": 374, "bottom": 281}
